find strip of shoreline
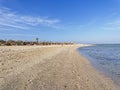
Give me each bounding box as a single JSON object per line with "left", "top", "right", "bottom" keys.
{"left": 0, "top": 45, "right": 118, "bottom": 90}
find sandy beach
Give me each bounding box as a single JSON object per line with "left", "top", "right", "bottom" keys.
{"left": 0, "top": 45, "right": 118, "bottom": 90}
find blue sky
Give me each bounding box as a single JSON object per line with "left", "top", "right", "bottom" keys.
{"left": 0, "top": 0, "right": 120, "bottom": 43}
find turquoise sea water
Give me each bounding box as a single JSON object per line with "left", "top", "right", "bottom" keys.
{"left": 78, "top": 44, "right": 120, "bottom": 86}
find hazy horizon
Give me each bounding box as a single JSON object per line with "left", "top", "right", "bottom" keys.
{"left": 0, "top": 0, "right": 120, "bottom": 43}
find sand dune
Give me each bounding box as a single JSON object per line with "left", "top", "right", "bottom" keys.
{"left": 0, "top": 45, "right": 118, "bottom": 90}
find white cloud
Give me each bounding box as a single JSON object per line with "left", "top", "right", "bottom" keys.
{"left": 0, "top": 22, "right": 28, "bottom": 29}
{"left": 102, "top": 26, "right": 120, "bottom": 30}
{"left": 102, "top": 19, "right": 120, "bottom": 30}
{"left": 107, "top": 20, "right": 120, "bottom": 25}
{"left": 99, "top": 12, "right": 120, "bottom": 30}
{"left": 0, "top": 33, "right": 39, "bottom": 37}
{"left": 0, "top": 7, "right": 60, "bottom": 30}
{"left": 59, "top": 20, "right": 97, "bottom": 31}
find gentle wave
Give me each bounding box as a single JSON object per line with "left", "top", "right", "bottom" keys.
{"left": 78, "top": 44, "right": 120, "bottom": 86}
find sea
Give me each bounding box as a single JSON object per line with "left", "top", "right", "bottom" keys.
{"left": 78, "top": 44, "right": 120, "bottom": 86}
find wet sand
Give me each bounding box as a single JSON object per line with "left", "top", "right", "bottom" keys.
{"left": 0, "top": 45, "right": 118, "bottom": 90}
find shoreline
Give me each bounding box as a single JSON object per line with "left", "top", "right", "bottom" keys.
{"left": 0, "top": 45, "right": 118, "bottom": 90}
{"left": 76, "top": 46, "right": 119, "bottom": 89}
{"left": 78, "top": 45, "right": 120, "bottom": 89}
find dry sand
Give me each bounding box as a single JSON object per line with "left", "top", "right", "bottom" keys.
{"left": 0, "top": 45, "right": 118, "bottom": 90}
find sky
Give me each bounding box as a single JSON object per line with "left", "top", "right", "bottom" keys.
{"left": 0, "top": 0, "right": 120, "bottom": 43}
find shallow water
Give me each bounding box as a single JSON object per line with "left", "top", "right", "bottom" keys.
{"left": 78, "top": 44, "right": 120, "bottom": 86}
